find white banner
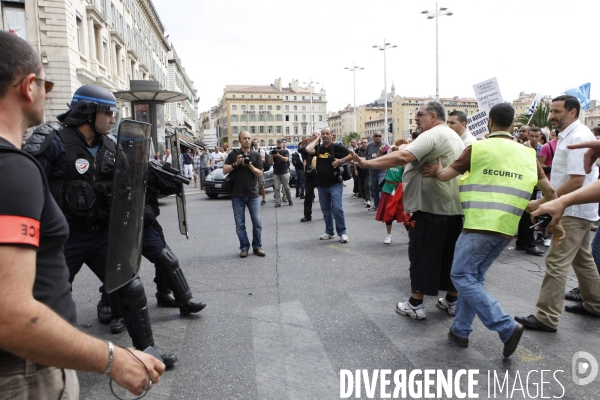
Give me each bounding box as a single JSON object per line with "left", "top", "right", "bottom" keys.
{"left": 466, "top": 110, "right": 489, "bottom": 138}
{"left": 472, "top": 78, "right": 503, "bottom": 113}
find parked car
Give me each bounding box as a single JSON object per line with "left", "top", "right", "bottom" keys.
{"left": 204, "top": 162, "right": 274, "bottom": 198}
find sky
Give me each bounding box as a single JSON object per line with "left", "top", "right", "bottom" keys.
{"left": 152, "top": 0, "right": 599, "bottom": 114}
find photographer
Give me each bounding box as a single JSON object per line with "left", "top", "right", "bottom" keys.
{"left": 305, "top": 128, "right": 353, "bottom": 243}
{"left": 272, "top": 138, "right": 292, "bottom": 207}
{"left": 223, "top": 131, "right": 265, "bottom": 258}
{"left": 299, "top": 131, "right": 319, "bottom": 222}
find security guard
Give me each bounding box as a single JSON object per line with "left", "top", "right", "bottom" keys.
{"left": 25, "top": 85, "right": 177, "bottom": 365}
{"left": 420, "top": 103, "right": 560, "bottom": 357}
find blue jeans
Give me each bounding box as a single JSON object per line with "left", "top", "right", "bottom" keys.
{"left": 370, "top": 170, "right": 386, "bottom": 207}
{"left": 450, "top": 232, "right": 517, "bottom": 343}
{"left": 317, "top": 182, "right": 346, "bottom": 236}
{"left": 232, "top": 196, "right": 262, "bottom": 251}
{"left": 201, "top": 167, "right": 210, "bottom": 188}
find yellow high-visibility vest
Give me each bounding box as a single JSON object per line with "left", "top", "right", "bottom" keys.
{"left": 459, "top": 134, "right": 538, "bottom": 235}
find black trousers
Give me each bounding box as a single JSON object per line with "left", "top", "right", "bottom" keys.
{"left": 358, "top": 174, "right": 370, "bottom": 201}
{"left": 304, "top": 174, "right": 317, "bottom": 219}
{"left": 407, "top": 211, "right": 463, "bottom": 296}
{"left": 516, "top": 190, "right": 538, "bottom": 248}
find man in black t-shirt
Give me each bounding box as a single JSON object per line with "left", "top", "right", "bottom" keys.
{"left": 0, "top": 30, "right": 163, "bottom": 397}
{"left": 299, "top": 131, "right": 319, "bottom": 222}
{"left": 272, "top": 138, "right": 292, "bottom": 207}
{"left": 223, "top": 131, "right": 265, "bottom": 258}
{"left": 355, "top": 138, "right": 371, "bottom": 207}
{"left": 304, "top": 128, "right": 353, "bottom": 243}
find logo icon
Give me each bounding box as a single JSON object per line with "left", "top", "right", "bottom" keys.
{"left": 572, "top": 351, "right": 598, "bottom": 385}
{"left": 75, "top": 158, "right": 90, "bottom": 174}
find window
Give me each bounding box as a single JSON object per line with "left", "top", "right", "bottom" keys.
{"left": 276, "top": 115, "right": 282, "bottom": 121}
{"left": 76, "top": 15, "right": 83, "bottom": 52}
{"left": 268, "top": 105, "right": 273, "bottom": 110}
{"left": 285, "top": 96, "right": 288, "bottom": 100}
{"left": 268, "top": 126, "right": 273, "bottom": 133}
{"left": 250, "top": 95, "right": 253, "bottom": 98}
{"left": 260, "top": 140, "right": 265, "bottom": 146}
{"left": 276, "top": 105, "right": 281, "bottom": 110}
{"left": 259, "top": 105, "right": 264, "bottom": 111}
{"left": 250, "top": 126, "right": 256, "bottom": 134}
{"left": 286, "top": 127, "right": 290, "bottom": 134}
{"left": 294, "top": 96, "right": 297, "bottom": 100}
{"left": 242, "top": 95, "right": 245, "bottom": 98}
{"left": 259, "top": 126, "right": 264, "bottom": 133}
{"left": 3, "top": 5, "right": 27, "bottom": 40}
{"left": 241, "top": 105, "right": 246, "bottom": 111}
{"left": 285, "top": 115, "right": 289, "bottom": 122}
{"left": 232, "top": 126, "right": 238, "bottom": 134}
{"left": 232, "top": 105, "right": 237, "bottom": 110}
{"left": 250, "top": 115, "right": 256, "bottom": 122}
{"left": 302, "top": 106, "right": 306, "bottom": 111}
{"left": 259, "top": 95, "right": 262, "bottom": 98}
{"left": 319, "top": 115, "right": 322, "bottom": 122}
{"left": 233, "top": 140, "right": 239, "bottom": 146}
{"left": 276, "top": 126, "right": 282, "bottom": 134}
{"left": 303, "top": 127, "right": 307, "bottom": 135}
{"left": 241, "top": 126, "right": 247, "bottom": 131}
{"left": 250, "top": 105, "right": 255, "bottom": 111}
{"left": 294, "top": 105, "right": 297, "bottom": 111}
{"left": 268, "top": 139, "right": 274, "bottom": 146}
{"left": 285, "top": 105, "right": 289, "bottom": 110}
{"left": 267, "top": 115, "right": 274, "bottom": 122}
{"left": 294, "top": 115, "right": 298, "bottom": 122}
{"left": 302, "top": 115, "right": 306, "bottom": 122}
{"left": 294, "top": 127, "right": 298, "bottom": 134}
{"left": 294, "top": 136, "right": 299, "bottom": 142}
{"left": 231, "top": 115, "right": 238, "bottom": 122}
{"left": 240, "top": 115, "right": 247, "bottom": 122}
{"left": 102, "top": 39, "right": 108, "bottom": 65}
{"left": 259, "top": 115, "right": 264, "bottom": 122}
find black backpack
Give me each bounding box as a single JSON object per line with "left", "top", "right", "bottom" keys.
{"left": 291, "top": 152, "right": 302, "bottom": 168}
{"left": 262, "top": 152, "right": 271, "bottom": 171}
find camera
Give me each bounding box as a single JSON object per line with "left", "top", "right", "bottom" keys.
{"left": 531, "top": 214, "right": 552, "bottom": 229}
{"left": 242, "top": 152, "right": 251, "bottom": 165}
{"left": 305, "top": 165, "right": 316, "bottom": 176}
{"left": 270, "top": 148, "right": 279, "bottom": 155}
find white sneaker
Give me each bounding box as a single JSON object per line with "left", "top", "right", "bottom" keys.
{"left": 365, "top": 202, "right": 371, "bottom": 209}
{"left": 396, "top": 300, "right": 426, "bottom": 320}
{"left": 340, "top": 234, "right": 349, "bottom": 243}
{"left": 543, "top": 237, "right": 551, "bottom": 247}
{"left": 384, "top": 235, "right": 392, "bottom": 244}
{"left": 437, "top": 297, "right": 456, "bottom": 316}
{"left": 320, "top": 233, "right": 333, "bottom": 240}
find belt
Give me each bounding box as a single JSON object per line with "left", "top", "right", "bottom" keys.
{"left": 68, "top": 222, "right": 103, "bottom": 233}
{"left": 0, "top": 355, "right": 49, "bottom": 376}
{"left": 385, "top": 180, "right": 399, "bottom": 185}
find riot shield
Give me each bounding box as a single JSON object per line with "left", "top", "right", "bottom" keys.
{"left": 105, "top": 120, "right": 152, "bottom": 293}
{"left": 167, "top": 129, "right": 189, "bottom": 239}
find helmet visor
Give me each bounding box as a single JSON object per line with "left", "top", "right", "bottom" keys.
{"left": 95, "top": 105, "right": 121, "bottom": 136}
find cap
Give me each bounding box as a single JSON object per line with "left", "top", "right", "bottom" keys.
{"left": 277, "top": 139, "right": 283, "bottom": 143}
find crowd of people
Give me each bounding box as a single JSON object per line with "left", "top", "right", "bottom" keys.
{"left": 2, "top": 30, "right": 600, "bottom": 399}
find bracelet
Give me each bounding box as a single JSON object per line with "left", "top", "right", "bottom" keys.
{"left": 104, "top": 340, "right": 114, "bottom": 375}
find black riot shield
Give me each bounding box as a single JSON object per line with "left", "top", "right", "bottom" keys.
{"left": 105, "top": 120, "right": 152, "bottom": 293}
{"left": 166, "top": 129, "right": 189, "bottom": 239}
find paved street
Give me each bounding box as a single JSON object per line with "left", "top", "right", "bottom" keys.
{"left": 73, "top": 185, "right": 600, "bottom": 399}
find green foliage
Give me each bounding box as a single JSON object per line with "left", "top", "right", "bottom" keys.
{"left": 342, "top": 132, "right": 361, "bottom": 146}
{"left": 516, "top": 103, "right": 552, "bottom": 129}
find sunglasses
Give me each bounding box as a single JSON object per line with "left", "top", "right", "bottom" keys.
{"left": 13, "top": 75, "right": 54, "bottom": 93}
{"left": 373, "top": 135, "right": 382, "bottom": 137}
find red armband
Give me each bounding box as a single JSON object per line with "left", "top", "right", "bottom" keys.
{"left": 0, "top": 215, "right": 40, "bottom": 247}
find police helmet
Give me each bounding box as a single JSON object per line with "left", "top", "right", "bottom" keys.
{"left": 57, "top": 85, "right": 120, "bottom": 134}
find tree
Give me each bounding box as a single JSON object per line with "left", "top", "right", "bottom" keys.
{"left": 342, "top": 132, "right": 361, "bottom": 146}
{"left": 516, "top": 103, "right": 551, "bottom": 129}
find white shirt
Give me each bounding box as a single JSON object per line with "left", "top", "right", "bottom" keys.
{"left": 551, "top": 120, "right": 599, "bottom": 221}
{"left": 162, "top": 154, "right": 172, "bottom": 164}
{"left": 211, "top": 151, "right": 224, "bottom": 168}
{"left": 460, "top": 129, "right": 476, "bottom": 147}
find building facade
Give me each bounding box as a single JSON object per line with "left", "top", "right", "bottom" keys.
{"left": 215, "top": 78, "right": 327, "bottom": 148}
{"left": 1, "top": 0, "right": 198, "bottom": 136}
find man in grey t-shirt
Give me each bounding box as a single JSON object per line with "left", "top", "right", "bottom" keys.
{"left": 353, "top": 101, "right": 464, "bottom": 320}
{"left": 366, "top": 131, "right": 386, "bottom": 211}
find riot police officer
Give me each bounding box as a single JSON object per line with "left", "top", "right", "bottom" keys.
{"left": 25, "top": 85, "right": 177, "bottom": 365}
{"left": 144, "top": 162, "right": 206, "bottom": 314}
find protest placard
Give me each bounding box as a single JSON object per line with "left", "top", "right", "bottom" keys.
{"left": 466, "top": 110, "right": 489, "bottom": 138}
{"left": 472, "top": 78, "right": 503, "bottom": 113}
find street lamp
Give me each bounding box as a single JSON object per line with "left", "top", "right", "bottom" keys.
{"left": 303, "top": 79, "right": 319, "bottom": 134}
{"left": 344, "top": 63, "right": 364, "bottom": 134}
{"left": 373, "top": 40, "right": 397, "bottom": 144}
{"left": 421, "top": 2, "right": 453, "bottom": 101}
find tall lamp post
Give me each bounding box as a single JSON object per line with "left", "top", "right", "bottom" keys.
{"left": 303, "top": 79, "right": 319, "bottom": 134}
{"left": 344, "top": 63, "right": 364, "bottom": 134}
{"left": 373, "top": 40, "right": 397, "bottom": 144}
{"left": 421, "top": 2, "right": 453, "bottom": 101}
